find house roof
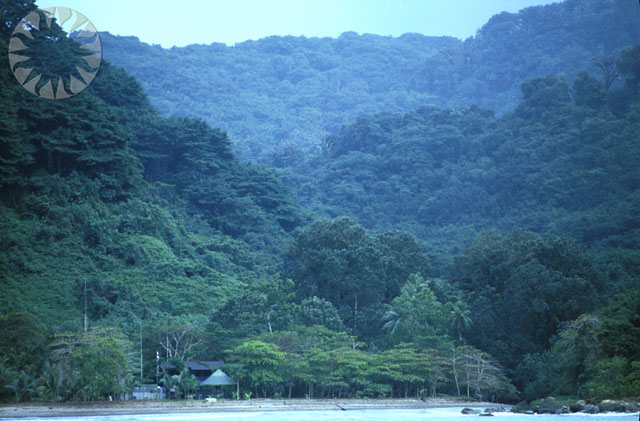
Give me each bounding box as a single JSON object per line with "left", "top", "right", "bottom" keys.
{"left": 200, "top": 369, "right": 236, "bottom": 386}
{"left": 161, "top": 360, "right": 224, "bottom": 371}
{"left": 187, "top": 361, "right": 224, "bottom": 371}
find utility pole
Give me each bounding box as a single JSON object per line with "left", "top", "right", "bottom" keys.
{"left": 83, "top": 278, "right": 87, "bottom": 332}
{"left": 140, "top": 320, "right": 143, "bottom": 380}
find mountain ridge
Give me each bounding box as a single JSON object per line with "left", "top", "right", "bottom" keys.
{"left": 100, "top": 0, "right": 640, "bottom": 161}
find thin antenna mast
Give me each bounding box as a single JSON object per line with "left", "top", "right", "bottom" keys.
{"left": 140, "top": 320, "right": 143, "bottom": 379}
{"left": 84, "top": 278, "right": 87, "bottom": 332}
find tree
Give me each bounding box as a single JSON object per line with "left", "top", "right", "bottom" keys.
{"left": 4, "top": 370, "right": 42, "bottom": 402}
{"left": 448, "top": 302, "right": 472, "bottom": 341}
{"left": 227, "top": 340, "right": 283, "bottom": 398}
{"left": 260, "top": 325, "right": 358, "bottom": 398}
{"left": 382, "top": 275, "right": 449, "bottom": 344}
{"left": 304, "top": 346, "right": 371, "bottom": 398}
{"left": 610, "top": 45, "right": 640, "bottom": 113}
{"left": 214, "top": 278, "right": 296, "bottom": 336}
{"left": 163, "top": 374, "right": 181, "bottom": 400}
{"left": 258, "top": 278, "right": 295, "bottom": 334}
{"left": 519, "top": 75, "right": 572, "bottom": 112}
{"left": 0, "top": 358, "right": 17, "bottom": 402}
{"left": 296, "top": 296, "right": 344, "bottom": 331}
{"left": 594, "top": 289, "right": 640, "bottom": 362}
{"left": 0, "top": 313, "right": 50, "bottom": 371}
{"left": 618, "top": 45, "right": 640, "bottom": 89}
{"left": 593, "top": 56, "right": 620, "bottom": 90}
{"left": 573, "top": 70, "right": 606, "bottom": 109}
{"left": 539, "top": 313, "right": 601, "bottom": 396}
{"left": 179, "top": 371, "right": 199, "bottom": 399}
{"left": 585, "top": 357, "right": 630, "bottom": 399}
{"left": 40, "top": 361, "right": 63, "bottom": 401}
{"left": 0, "top": 0, "right": 37, "bottom": 38}
{"left": 451, "top": 345, "right": 514, "bottom": 401}
{"left": 69, "top": 335, "right": 129, "bottom": 400}
{"left": 453, "top": 231, "right": 603, "bottom": 387}
{"left": 156, "top": 315, "right": 206, "bottom": 361}
{"left": 534, "top": 290, "right": 640, "bottom": 398}
{"left": 379, "top": 344, "right": 432, "bottom": 398}
{"left": 286, "top": 217, "right": 430, "bottom": 340}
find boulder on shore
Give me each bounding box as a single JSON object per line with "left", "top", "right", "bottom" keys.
{"left": 461, "top": 408, "right": 481, "bottom": 415}
{"left": 569, "top": 400, "right": 587, "bottom": 412}
{"left": 598, "top": 400, "right": 639, "bottom": 413}
{"left": 534, "top": 397, "right": 561, "bottom": 414}
{"left": 620, "top": 402, "right": 639, "bottom": 412}
{"left": 581, "top": 404, "right": 600, "bottom": 414}
{"left": 511, "top": 401, "right": 532, "bottom": 414}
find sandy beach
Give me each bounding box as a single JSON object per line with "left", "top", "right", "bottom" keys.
{"left": 0, "top": 397, "right": 499, "bottom": 418}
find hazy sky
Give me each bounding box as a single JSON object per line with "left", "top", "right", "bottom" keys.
{"left": 36, "top": 0, "right": 561, "bottom": 48}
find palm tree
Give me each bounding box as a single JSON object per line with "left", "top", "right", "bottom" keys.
{"left": 382, "top": 275, "right": 423, "bottom": 336}
{"left": 449, "top": 303, "right": 472, "bottom": 341}
{"left": 123, "top": 374, "right": 139, "bottom": 400}
{"left": 0, "top": 358, "right": 16, "bottom": 401}
{"left": 179, "top": 372, "right": 199, "bottom": 399}
{"left": 382, "top": 275, "right": 444, "bottom": 340}
{"left": 40, "top": 361, "right": 62, "bottom": 401}
{"left": 5, "top": 370, "right": 42, "bottom": 402}
{"left": 163, "top": 374, "right": 181, "bottom": 399}
{"left": 381, "top": 309, "right": 403, "bottom": 335}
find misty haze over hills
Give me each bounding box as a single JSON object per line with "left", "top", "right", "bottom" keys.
{"left": 1, "top": 0, "right": 640, "bottom": 405}
{"left": 101, "top": 0, "right": 640, "bottom": 161}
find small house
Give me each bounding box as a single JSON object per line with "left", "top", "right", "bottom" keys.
{"left": 161, "top": 360, "right": 224, "bottom": 382}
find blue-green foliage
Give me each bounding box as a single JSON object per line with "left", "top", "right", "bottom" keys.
{"left": 0, "top": 3, "right": 302, "bottom": 331}
{"left": 2, "top": 0, "right": 640, "bottom": 403}
{"left": 100, "top": 0, "right": 640, "bottom": 161}
{"left": 285, "top": 52, "right": 640, "bottom": 269}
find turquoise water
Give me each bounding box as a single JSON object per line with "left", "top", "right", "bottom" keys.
{"left": 2, "top": 407, "right": 639, "bottom": 421}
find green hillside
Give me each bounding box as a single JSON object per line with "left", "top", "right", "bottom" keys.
{"left": 0, "top": 3, "right": 301, "bottom": 334}
{"left": 283, "top": 59, "right": 640, "bottom": 268}
{"left": 1, "top": 0, "right": 639, "bottom": 405}
{"left": 100, "top": 0, "right": 640, "bottom": 161}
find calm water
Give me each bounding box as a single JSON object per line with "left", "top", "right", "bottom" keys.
{"left": 2, "top": 407, "right": 639, "bottom": 421}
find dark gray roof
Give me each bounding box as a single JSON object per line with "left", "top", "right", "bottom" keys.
{"left": 187, "top": 361, "right": 224, "bottom": 371}
{"left": 200, "top": 369, "right": 236, "bottom": 386}
{"left": 161, "top": 360, "right": 224, "bottom": 371}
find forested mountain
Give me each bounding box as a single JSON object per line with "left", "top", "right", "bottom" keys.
{"left": 0, "top": 3, "right": 301, "bottom": 338}
{"left": 282, "top": 55, "right": 640, "bottom": 268}
{"left": 99, "top": 0, "right": 640, "bottom": 160}
{"left": 1, "top": 0, "right": 640, "bottom": 406}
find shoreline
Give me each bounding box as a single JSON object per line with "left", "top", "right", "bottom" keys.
{"left": 0, "top": 398, "right": 500, "bottom": 418}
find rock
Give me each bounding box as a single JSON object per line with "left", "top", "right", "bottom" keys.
{"left": 511, "top": 401, "right": 533, "bottom": 414}
{"left": 556, "top": 406, "right": 570, "bottom": 414}
{"left": 479, "top": 413, "right": 494, "bottom": 417}
{"left": 484, "top": 406, "right": 506, "bottom": 414}
{"left": 535, "top": 397, "right": 561, "bottom": 414}
{"left": 569, "top": 400, "right": 587, "bottom": 412}
{"left": 599, "top": 400, "right": 639, "bottom": 413}
{"left": 599, "top": 400, "right": 620, "bottom": 412}
{"left": 620, "top": 402, "right": 639, "bottom": 413}
{"left": 581, "top": 404, "right": 600, "bottom": 414}
{"left": 461, "top": 408, "right": 481, "bottom": 415}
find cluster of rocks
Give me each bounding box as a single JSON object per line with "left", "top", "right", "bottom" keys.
{"left": 461, "top": 407, "right": 507, "bottom": 416}
{"left": 510, "top": 397, "right": 640, "bottom": 415}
